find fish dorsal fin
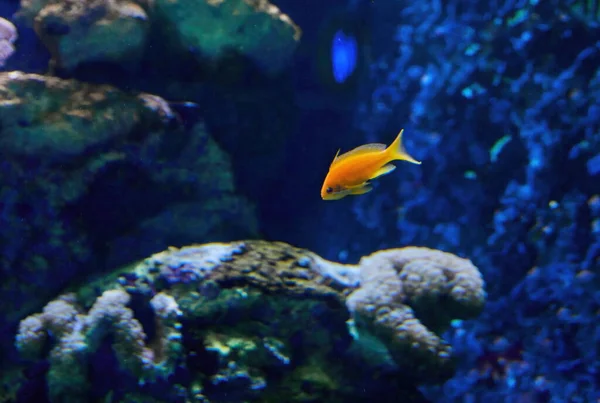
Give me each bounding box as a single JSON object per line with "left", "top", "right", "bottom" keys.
{"left": 331, "top": 143, "right": 386, "bottom": 167}
{"left": 329, "top": 148, "right": 341, "bottom": 167}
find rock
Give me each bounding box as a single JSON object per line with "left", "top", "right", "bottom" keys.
{"left": 0, "top": 72, "right": 256, "bottom": 337}
{"left": 154, "top": 0, "right": 301, "bottom": 75}
{"left": 16, "top": 0, "right": 301, "bottom": 75}
{"left": 0, "top": 71, "right": 164, "bottom": 158}
{"left": 17, "top": 0, "right": 150, "bottom": 71}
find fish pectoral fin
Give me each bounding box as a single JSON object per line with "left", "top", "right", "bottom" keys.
{"left": 372, "top": 164, "right": 396, "bottom": 179}
{"left": 350, "top": 185, "right": 373, "bottom": 195}
{"left": 328, "top": 192, "right": 347, "bottom": 200}
{"left": 346, "top": 182, "right": 369, "bottom": 189}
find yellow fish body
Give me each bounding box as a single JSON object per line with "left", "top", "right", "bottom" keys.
{"left": 320, "top": 129, "right": 421, "bottom": 200}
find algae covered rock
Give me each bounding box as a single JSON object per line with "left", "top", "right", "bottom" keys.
{"left": 0, "top": 71, "right": 164, "bottom": 158}
{"left": 15, "top": 240, "right": 486, "bottom": 402}
{"left": 0, "top": 72, "right": 256, "bottom": 333}
{"left": 154, "top": 0, "right": 301, "bottom": 75}
{"left": 17, "top": 0, "right": 150, "bottom": 71}
{"left": 16, "top": 0, "right": 301, "bottom": 75}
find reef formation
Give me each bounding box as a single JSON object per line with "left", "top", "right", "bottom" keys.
{"left": 14, "top": 240, "right": 485, "bottom": 402}
{"left": 1, "top": 0, "right": 596, "bottom": 401}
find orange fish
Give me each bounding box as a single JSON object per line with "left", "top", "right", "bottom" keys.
{"left": 320, "top": 129, "right": 421, "bottom": 200}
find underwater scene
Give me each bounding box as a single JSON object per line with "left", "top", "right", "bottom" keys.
{"left": 0, "top": 0, "right": 599, "bottom": 402}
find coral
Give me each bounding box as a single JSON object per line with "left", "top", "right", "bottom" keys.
{"left": 436, "top": 190, "right": 600, "bottom": 402}
{"left": 346, "top": 246, "right": 485, "bottom": 384}
{"left": 14, "top": 240, "right": 485, "bottom": 402}
{"left": 17, "top": 0, "right": 150, "bottom": 71}
{"left": 0, "top": 72, "right": 256, "bottom": 351}
{"left": 334, "top": 0, "right": 600, "bottom": 264}
{"left": 16, "top": 290, "right": 184, "bottom": 402}
{"left": 0, "top": 17, "right": 17, "bottom": 67}
{"left": 343, "top": 0, "right": 600, "bottom": 401}
{"left": 16, "top": 294, "right": 89, "bottom": 403}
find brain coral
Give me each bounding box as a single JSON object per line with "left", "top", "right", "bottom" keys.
{"left": 347, "top": 247, "right": 486, "bottom": 383}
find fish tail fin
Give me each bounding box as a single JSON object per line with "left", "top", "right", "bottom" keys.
{"left": 388, "top": 129, "right": 421, "bottom": 165}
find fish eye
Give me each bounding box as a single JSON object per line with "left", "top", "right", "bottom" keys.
{"left": 326, "top": 187, "right": 333, "bottom": 193}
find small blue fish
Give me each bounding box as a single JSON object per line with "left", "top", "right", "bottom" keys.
{"left": 331, "top": 29, "right": 358, "bottom": 83}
